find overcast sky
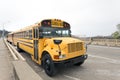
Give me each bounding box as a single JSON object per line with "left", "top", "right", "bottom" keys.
{"left": 0, "top": 0, "right": 120, "bottom": 37}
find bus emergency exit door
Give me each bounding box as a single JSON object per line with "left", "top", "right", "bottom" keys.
{"left": 33, "top": 27, "right": 39, "bottom": 60}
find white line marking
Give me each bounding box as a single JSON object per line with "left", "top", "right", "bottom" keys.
{"left": 89, "top": 54, "right": 120, "bottom": 64}
{"left": 64, "top": 75, "right": 81, "bottom": 80}
{"left": 88, "top": 45, "right": 120, "bottom": 50}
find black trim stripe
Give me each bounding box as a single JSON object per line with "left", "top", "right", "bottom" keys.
{"left": 19, "top": 42, "right": 33, "bottom": 48}
{"left": 18, "top": 40, "right": 33, "bottom": 44}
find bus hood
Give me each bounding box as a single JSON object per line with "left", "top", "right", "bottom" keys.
{"left": 49, "top": 37, "right": 84, "bottom": 52}
{"left": 43, "top": 37, "right": 85, "bottom": 60}
{"left": 44, "top": 37, "right": 84, "bottom": 52}
{"left": 52, "top": 37, "right": 84, "bottom": 44}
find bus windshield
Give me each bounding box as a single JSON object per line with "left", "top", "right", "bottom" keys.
{"left": 39, "top": 27, "right": 71, "bottom": 38}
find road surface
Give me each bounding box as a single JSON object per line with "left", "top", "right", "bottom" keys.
{"left": 20, "top": 45, "right": 120, "bottom": 80}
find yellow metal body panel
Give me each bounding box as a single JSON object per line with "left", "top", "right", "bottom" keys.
{"left": 18, "top": 39, "right": 34, "bottom": 55}
{"left": 40, "top": 37, "right": 86, "bottom": 62}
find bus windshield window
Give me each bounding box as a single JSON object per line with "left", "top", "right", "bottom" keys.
{"left": 39, "top": 27, "right": 71, "bottom": 38}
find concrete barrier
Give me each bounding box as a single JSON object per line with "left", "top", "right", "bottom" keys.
{"left": 8, "top": 43, "right": 25, "bottom": 61}
{"left": 80, "top": 38, "right": 120, "bottom": 47}
{"left": 4, "top": 38, "right": 43, "bottom": 80}
{"left": 90, "top": 39, "right": 120, "bottom": 47}
{"left": 13, "top": 61, "right": 43, "bottom": 80}
{"left": 4, "top": 38, "right": 18, "bottom": 60}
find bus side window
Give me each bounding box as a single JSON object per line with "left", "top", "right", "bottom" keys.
{"left": 29, "top": 30, "right": 32, "bottom": 39}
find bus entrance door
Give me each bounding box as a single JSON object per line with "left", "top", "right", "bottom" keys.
{"left": 33, "top": 27, "right": 39, "bottom": 61}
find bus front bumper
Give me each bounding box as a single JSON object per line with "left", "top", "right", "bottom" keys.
{"left": 54, "top": 54, "right": 88, "bottom": 67}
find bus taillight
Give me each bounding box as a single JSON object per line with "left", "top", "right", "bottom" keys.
{"left": 41, "top": 20, "right": 51, "bottom": 27}
{"left": 48, "top": 22, "right": 51, "bottom": 26}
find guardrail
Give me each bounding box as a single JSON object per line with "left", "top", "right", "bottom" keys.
{"left": 4, "top": 39, "right": 18, "bottom": 60}
{"left": 80, "top": 38, "right": 120, "bottom": 47}
{"left": 90, "top": 39, "right": 120, "bottom": 47}
{"left": 4, "top": 39, "right": 25, "bottom": 61}
{"left": 4, "top": 39, "right": 43, "bottom": 80}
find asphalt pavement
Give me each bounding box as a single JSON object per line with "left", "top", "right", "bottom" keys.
{"left": 0, "top": 37, "right": 119, "bottom": 80}
{"left": 20, "top": 45, "right": 120, "bottom": 80}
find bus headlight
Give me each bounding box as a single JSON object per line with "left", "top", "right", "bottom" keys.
{"left": 59, "top": 54, "right": 66, "bottom": 59}
{"left": 54, "top": 54, "right": 66, "bottom": 59}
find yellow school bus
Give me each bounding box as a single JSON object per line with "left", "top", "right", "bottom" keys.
{"left": 7, "top": 19, "right": 87, "bottom": 76}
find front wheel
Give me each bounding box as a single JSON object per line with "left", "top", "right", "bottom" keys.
{"left": 42, "top": 54, "right": 57, "bottom": 76}
{"left": 17, "top": 43, "right": 22, "bottom": 52}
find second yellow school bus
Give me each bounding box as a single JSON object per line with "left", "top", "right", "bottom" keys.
{"left": 7, "top": 19, "right": 87, "bottom": 76}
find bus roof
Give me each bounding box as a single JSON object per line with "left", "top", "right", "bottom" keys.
{"left": 8, "top": 19, "right": 70, "bottom": 34}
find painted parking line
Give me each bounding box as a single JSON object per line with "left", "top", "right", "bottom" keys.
{"left": 64, "top": 75, "right": 81, "bottom": 80}
{"left": 89, "top": 54, "right": 120, "bottom": 64}
{"left": 88, "top": 45, "right": 120, "bottom": 50}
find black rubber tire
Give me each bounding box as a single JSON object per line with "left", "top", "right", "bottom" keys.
{"left": 74, "top": 61, "right": 84, "bottom": 66}
{"left": 17, "top": 43, "right": 22, "bottom": 52}
{"left": 42, "top": 54, "right": 57, "bottom": 76}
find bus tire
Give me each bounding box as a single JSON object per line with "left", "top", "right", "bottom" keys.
{"left": 74, "top": 61, "right": 84, "bottom": 66}
{"left": 17, "top": 43, "right": 22, "bottom": 52}
{"left": 42, "top": 54, "right": 57, "bottom": 76}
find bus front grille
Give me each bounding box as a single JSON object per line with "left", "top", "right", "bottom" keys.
{"left": 68, "top": 42, "right": 83, "bottom": 53}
